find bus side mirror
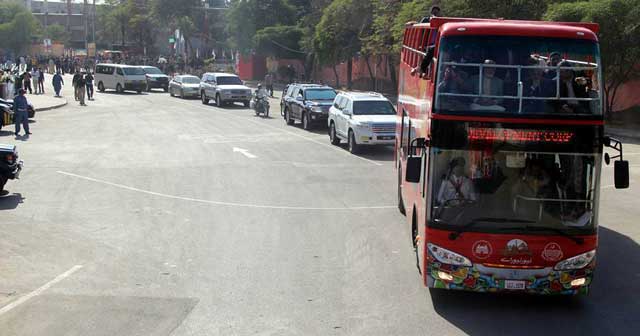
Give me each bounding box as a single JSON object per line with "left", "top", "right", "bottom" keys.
{"left": 603, "top": 136, "right": 629, "bottom": 189}
{"left": 614, "top": 160, "right": 630, "bottom": 189}
{"left": 405, "top": 156, "right": 422, "bottom": 183}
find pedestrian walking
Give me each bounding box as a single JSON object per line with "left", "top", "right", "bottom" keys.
{"left": 52, "top": 71, "right": 64, "bottom": 97}
{"left": 72, "top": 70, "right": 81, "bottom": 101}
{"left": 85, "top": 70, "right": 94, "bottom": 101}
{"left": 77, "top": 72, "right": 86, "bottom": 106}
{"left": 38, "top": 68, "right": 45, "bottom": 94}
{"left": 31, "top": 68, "right": 40, "bottom": 94}
{"left": 23, "top": 71, "right": 32, "bottom": 94}
{"left": 13, "top": 89, "right": 31, "bottom": 137}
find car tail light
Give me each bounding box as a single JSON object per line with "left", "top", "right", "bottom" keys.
{"left": 6, "top": 154, "right": 15, "bottom": 163}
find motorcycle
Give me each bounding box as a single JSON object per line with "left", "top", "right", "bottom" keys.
{"left": 252, "top": 92, "right": 270, "bottom": 118}
{"left": 0, "top": 144, "right": 23, "bottom": 192}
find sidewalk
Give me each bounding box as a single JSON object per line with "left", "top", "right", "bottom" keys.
{"left": 9, "top": 73, "right": 71, "bottom": 112}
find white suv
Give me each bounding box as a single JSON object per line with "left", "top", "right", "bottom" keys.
{"left": 328, "top": 92, "right": 397, "bottom": 154}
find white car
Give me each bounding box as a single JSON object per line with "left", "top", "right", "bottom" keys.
{"left": 95, "top": 64, "right": 146, "bottom": 93}
{"left": 328, "top": 92, "right": 397, "bottom": 154}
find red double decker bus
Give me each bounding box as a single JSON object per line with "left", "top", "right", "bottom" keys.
{"left": 395, "top": 17, "right": 630, "bottom": 294}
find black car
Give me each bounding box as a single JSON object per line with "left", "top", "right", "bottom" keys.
{"left": 281, "top": 84, "right": 337, "bottom": 130}
{"left": 141, "top": 66, "right": 169, "bottom": 92}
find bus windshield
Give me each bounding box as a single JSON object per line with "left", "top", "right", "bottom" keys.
{"left": 434, "top": 36, "right": 602, "bottom": 116}
{"left": 430, "top": 147, "right": 600, "bottom": 235}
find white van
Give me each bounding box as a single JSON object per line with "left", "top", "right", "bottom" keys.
{"left": 94, "top": 64, "right": 146, "bottom": 94}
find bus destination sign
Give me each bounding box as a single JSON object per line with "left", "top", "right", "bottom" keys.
{"left": 468, "top": 127, "right": 575, "bottom": 143}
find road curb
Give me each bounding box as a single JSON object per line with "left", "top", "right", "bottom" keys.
{"left": 35, "top": 99, "right": 68, "bottom": 112}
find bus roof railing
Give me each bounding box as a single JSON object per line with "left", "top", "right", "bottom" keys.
{"left": 413, "top": 17, "right": 599, "bottom": 34}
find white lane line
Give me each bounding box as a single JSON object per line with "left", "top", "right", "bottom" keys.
{"left": 57, "top": 171, "right": 395, "bottom": 211}
{"left": 233, "top": 147, "right": 257, "bottom": 159}
{"left": 173, "top": 100, "right": 384, "bottom": 166}
{"left": 0, "top": 265, "right": 83, "bottom": 317}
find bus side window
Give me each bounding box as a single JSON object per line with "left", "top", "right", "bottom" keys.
{"left": 422, "top": 29, "right": 436, "bottom": 80}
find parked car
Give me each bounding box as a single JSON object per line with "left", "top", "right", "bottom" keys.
{"left": 281, "top": 84, "right": 336, "bottom": 130}
{"left": 169, "top": 75, "right": 201, "bottom": 99}
{"left": 200, "top": 73, "right": 252, "bottom": 107}
{"left": 0, "top": 98, "right": 35, "bottom": 119}
{"left": 328, "top": 92, "right": 396, "bottom": 154}
{"left": 95, "top": 64, "right": 146, "bottom": 93}
{"left": 141, "top": 66, "right": 169, "bottom": 92}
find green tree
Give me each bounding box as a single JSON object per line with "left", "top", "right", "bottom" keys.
{"left": 314, "top": 0, "right": 373, "bottom": 88}
{"left": 226, "top": 0, "right": 296, "bottom": 54}
{"left": 254, "top": 25, "right": 305, "bottom": 59}
{"left": 0, "top": 2, "right": 40, "bottom": 54}
{"left": 545, "top": 0, "right": 640, "bottom": 115}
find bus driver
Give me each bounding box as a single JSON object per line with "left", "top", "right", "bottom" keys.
{"left": 437, "top": 157, "right": 477, "bottom": 205}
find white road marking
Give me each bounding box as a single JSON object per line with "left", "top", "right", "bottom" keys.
{"left": 173, "top": 100, "right": 384, "bottom": 166}
{"left": 233, "top": 147, "right": 257, "bottom": 159}
{"left": 0, "top": 265, "right": 83, "bottom": 317}
{"left": 57, "top": 171, "right": 396, "bottom": 211}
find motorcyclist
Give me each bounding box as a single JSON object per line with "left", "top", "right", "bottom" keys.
{"left": 255, "top": 83, "right": 268, "bottom": 98}
{"left": 253, "top": 84, "right": 269, "bottom": 114}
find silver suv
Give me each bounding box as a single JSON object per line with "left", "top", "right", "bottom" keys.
{"left": 200, "top": 73, "right": 252, "bottom": 107}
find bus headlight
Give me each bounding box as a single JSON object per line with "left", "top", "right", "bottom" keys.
{"left": 554, "top": 249, "right": 596, "bottom": 271}
{"left": 428, "top": 243, "right": 472, "bottom": 267}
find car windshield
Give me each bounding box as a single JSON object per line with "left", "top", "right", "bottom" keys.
{"left": 305, "top": 89, "right": 336, "bottom": 100}
{"left": 429, "top": 125, "right": 601, "bottom": 235}
{"left": 217, "top": 76, "right": 243, "bottom": 85}
{"left": 435, "top": 36, "right": 602, "bottom": 116}
{"left": 122, "top": 67, "right": 145, "bottom": 75}
{"left": 143, "top": 67, "right": 164, "bottom": 75}
{"left": 182, "top": 76, "right": 200, "bottom": 84}
{"left": 353, "top": 101, "right": 395, "bottom": 115}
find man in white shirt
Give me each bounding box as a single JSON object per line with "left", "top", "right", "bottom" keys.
{"left": 437, "top": 157, "right": 477, "bottom": 205}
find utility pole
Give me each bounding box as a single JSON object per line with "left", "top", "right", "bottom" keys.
{"left": 66, "top": 0, "right": 72, "bottom": 39}
{"left": 44, "top": 0, "right": 48, "bottom": 31}
{"left": 84, "top": 0, "right": 88, "bottom": 51}
{"left": 92, "top": 0, "right": 96, "bottom": 45}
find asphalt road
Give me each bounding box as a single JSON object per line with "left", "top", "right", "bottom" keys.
{"left": 0, "top": 87, "right": 639, "bottom": 336}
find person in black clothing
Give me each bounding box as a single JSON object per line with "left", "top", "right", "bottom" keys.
{"left": 556, "top": 61, "right": 589, "bottom": 114}
{"left": 420, "top": 6, "right": 441, "bottom": 23}
{"left": 85, "top": 70, "right": 94, "bottom": 101}
{"left": 72, "top": 70, "right": 82, "bottom": 101}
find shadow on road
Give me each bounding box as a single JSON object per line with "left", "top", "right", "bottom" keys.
{"left": 429, "top": 226, "right": 640, "bottom": 335}
{"left": 0, "top": 130, "right": 15, "bottom": 137}
{"left": 0, "top": 192, "right": 24, "bottom": 210}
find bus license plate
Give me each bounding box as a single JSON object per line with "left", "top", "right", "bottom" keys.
{"left": 378, "top": 136, "right": 395, "bottom": 140}
{"left": 504, "top": 280, "right": 526, "bottom": 290}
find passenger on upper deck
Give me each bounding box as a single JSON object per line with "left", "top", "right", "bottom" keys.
{"left": 436, "top": 66, "right": 469, "bottom": 111}
{"left": 544, "top": 52, "right": 563, "bottom": 80}
{"left": 523, "top": 58, "right": 556, "bottom": 113}
{"left": 420, "top": 5, "right": 441, "bottom": 23}
{"left": 556, "top": 61, "right": 589, "bottom": 114}
{"left": 470, "top": 59, "right": 505, "bottom": 112}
